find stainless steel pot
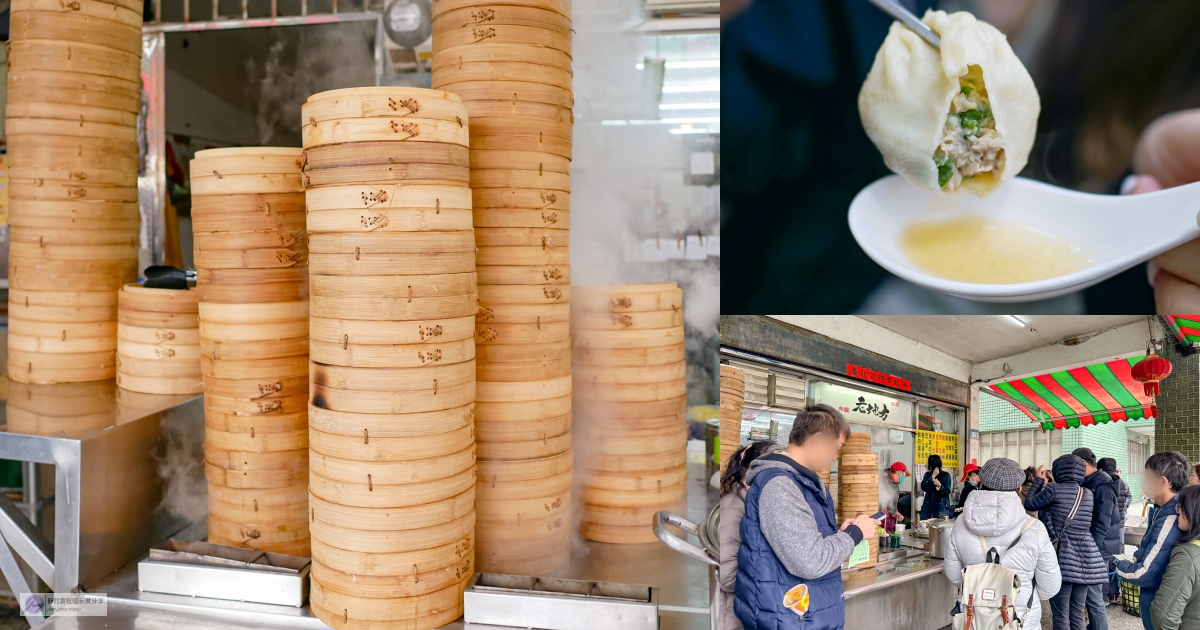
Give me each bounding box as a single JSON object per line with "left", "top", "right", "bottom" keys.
{"left": 655, "top": 509, "right": 719, "bottom": 630}
{"left": 927, "top": 519, "right": 956, "bottom": 559}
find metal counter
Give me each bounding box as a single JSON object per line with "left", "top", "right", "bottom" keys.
{"left": 843, "top": 551, "right": 954, "bottom": 630}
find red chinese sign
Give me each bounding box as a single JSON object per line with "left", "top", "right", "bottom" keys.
{"left": 846, "top": 363, "right": 911, "bottom": 391}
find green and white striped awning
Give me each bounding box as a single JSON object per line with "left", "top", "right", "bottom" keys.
{"left": 1166, "top": 316, "right": 1200, "bottom": 347}
{"left": 988, "top": 355, "right": 1155, "bottom": 432}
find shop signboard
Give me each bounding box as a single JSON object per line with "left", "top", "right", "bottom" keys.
{"left": 846, "top": 363, "right": 911, "bottom": 391}
{"left": 916, "top": 430, "right": 960, "bottom": 469}
{"left": 814, "top": 382, "right": 912, "bottom": 426}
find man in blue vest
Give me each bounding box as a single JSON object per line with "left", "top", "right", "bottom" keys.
{"left": 735, "top": 404, "right": 880, "bottom": 629}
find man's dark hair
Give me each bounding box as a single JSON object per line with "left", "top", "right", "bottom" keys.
{"left": 1146, "top": 451, "right": 1191, "bottom": 493}
{"left": 1071, "top": 447, "right": 1097, "bottom": 467}
{"left": 1024, "top": 466, "right": 1037, "bottom": 486}
{"left": 788, "top": 404, "right": 851, "bottom": 447}
{"left": 1177, "top": 485, "right": 1200, "bottom": 546}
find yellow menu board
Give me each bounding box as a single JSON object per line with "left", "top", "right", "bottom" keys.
{"left": 915, "top": 429, "right": 959, "bottom": 469}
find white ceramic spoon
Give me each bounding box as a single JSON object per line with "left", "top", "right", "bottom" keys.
{"left": 848, "top": 175, "right": 1200, "bottom": 302}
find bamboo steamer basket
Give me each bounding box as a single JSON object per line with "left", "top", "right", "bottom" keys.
{"left": 573, "top": 342, "right": 686, "bottom": 368}
{"left": 581, "top": 445, "right": 687, "bottom": 476}
{"left": 432, "top": 23, "right": 571, "bottom": 55}
{"left": 303, "top": 141, "right": 469, "bottom": 171}
{"left": 305, "top": 184, "right": 472, "bottom": 212}
{"left": 308, "top": 404, "right": 475, "bottom": 438}
{"left": 470, "top": 168, "right": 570, "bottom": 191}
{"left": 202, "top": 375, "right": 308, "bottom": 400}
{"left": 6, "top": 107, "right": 138, "bottom": 136}
{"left": 309, "top": 465, "right": 476, "bottom": 509}
{"left": 574, "top": 361, "right": 686, "bottom": 384}
{"left": 310, "top": 381, "right": 475, "bottom": 415}
{"left": 473, "top": 207, "right": 570, "bottom": 229}
{"left": 7, "top": 69, "right": 139, "bottom": 113}
{"left": 12, "top": 226, "right": 137, "bottom": 246}
{"left": 469, "top": 133, "right": 571, "bottom": 160}
{"left": 465, "top": 117, "right": 573, "bottom": 142}
{"left": 476, "top": 358, "right": 570, "bottom": 382}
{"left": 573, "top": 309, "right": 683, "bottom": 331}
{"left": 311, "top": 511, "right": 474, "bottom": 554}
{"left": 191, "top": 173, "right": 303, "bottom": 195}
{"left": 476, "top": 264, "right": 569, "bottom": 285}
{"left": 432, "top": 43, "right": 572, "bottom": 73}
{"left": 573, "top": 284, "right": 683, "bottom": 313}
{"left": 463, "top": 100, "right": 574, "bottom": 124}
{"left": 572, "top": 395, "right": 686, "bottom": 420}
{"left": 310, "top": 315, "right": 474, "bottom": 346}
{"left": 196, "top": 280, "right": 309, "bottom": 304}
{"left": 309, "top": 273, "right": 477, "bottom": 298}
{"left": 476, "top": 375, "right": 570, "bottom": 402}
{"left": 10, "top": 241, "right": 137, "bottom": 261}
{"left": 474, "top": 320, "right": 570, "bottom": 344}
{"left": 470, "top": 149, "right": 570, "bottom": 173}
{"left": 309, "top": 574, "right": 467, "bottom": 628}
{"left": 10, "top": 198, "right": 139, "bottom": 220}
{"left": 309, "top": 447, "right": 475, "bottom": 485}
{"left": 586, "top": 426, "right": 687, "bottom": 457}
{"left": 205, "top": 444, "right": 309, "bottom": 472}
{"left": 475, "top": 432, "right": 570, "bottom": 460}
{"left": 202, "top": 337, "right": 309, "bottom": 361}
{"left": 311, "top": 337, "right": 476, "bottom": 369}
{"left": 6, "top": 115, "right": 137, "bottom": 142}
{"left": 119, "top": 339, "right": 201, "bottom": 361}
{"left": 207, "top": 513, "right": 309, "bottom": 546}
{"left": 473, "top": 187, "right": 570, "bottom": 210}
{"left": 9, "top": 318, "right": 115, "bottom": 340}
{"left": 196, "top": 267, "right": 309, "bottom": 287}
{"left": 475, "top": 340, "right": 570, "bottom": 364}
{"left": 310, "top": 361, "right": 475, "bottom": 393}
{"left": 206, "top": 409, "right": 308, "bottom": 434}
{"left": 584, "top": 466, "right": 688, "bottom": 492}
{"left": 307, "top": 231, "right": 475, "bottom": 254}
{"left": 10, "top": 183, "right": 137, "bottom": 204}
{"left": 120, "top": 283, "right": 199, "bottom": 313}
{"left": 303, "top": 163, "right": 470, "bottom": 188}
{"left": 204, "top": 393, "right": 308, "bottom": 416}
{"left": 192, "top": 209, "right": 306, "bottom": 235}
{"left": 193, "top": 229, "right": 306, "bottom": 251}
{"left": 475, "top": 394, "right": 570, "bottom": 421}
{"left": 7, "top": 134, "right": 138, "bottom": 168}
{"left": 9, "top": 213, "right": 139, "bottom": 231}
{"left": 580, "top": 514, "right": 683, "bottom": 544}
{"left": 437, "top": 81, "right": 573, "bottom": 110}
{"left": 8, "top": 351, "right": 115, "bottom": 383}
{"left": 198, "top": 319, "right": 310, "bottom": 342}
{"left": 207, "top": 534, "right": 310, "bottom": 557}
{"left": 309, "top": 422, "right": 472, "bottom": 460}
{"left": 9, "top": 8, "right": 142, "bottom": 53}
{"left": 310, "top": 557, "right": 472, "bottom": 601}
{"left": 474, "top": 227, "right": 568, "bottom": 248}
{"left": 574, "top": 379, "right": 685, "bottom": 403}
{"left": 475, "top": 450, "right": 572, "bottom": 482}
{"left": 573, "top": 326, "right": 685, "bottom": 350}
{"left": 209, "top": 495, "right": 308, "bottom": 525}
{"left": 7, "top": 40, "right": 139, "bottom": 81}
{"left": 191, "top": 192, "right": 305, "bottom": 214}
{"left": 8, "top": 333, "right": 115, "bottom": 354}
{"left": 476, "top": 246, "right": 569, "bottom": 266}
{"left": 9, "top": 164, "right": 137, "bottom": 188}
{"left": 312, "top": 532, "right": 473, "bottom": 576}
{"left": 302, "top": 117, "right": 469, "bottom": 149}
{"left": 477, "top": 284, "right": 568, "bottom": 304}
{"left": 305, "top": 208, "right": 473, "bottom": 235}
{"left": 199, "top": 301, "right": 309, "bottom": 323}
{"left": 475, "top": 302, "right": 570, "bottom": 325}
{"left": 430, "top": 0, "right": 571, "bottom": 17}
{"left": 309, "top": 294, "right": 477, "bottom": 321}
{"left": 475, "top": 489, "right": 569, "bottom": 524}
{"left": 192, "top": 246, "right": 306, "bottom": 270}
{"left": 10, "top": 287, "right": 116, "bottom": 316}
{"left": 301, "top": 88, "right": 468, "bottom": 124}
{"left": 475, "top": 469, "right": 572, "bottom": 504}
{"left": 191, "top": 148, "right": 304, "bottom": 175}
{"left": 207, "top": 428, "right": 308, "bottom": 453}
{"left": 308, "top": 251, "right": 476, "bottom": 276}
{"left": 202, "top": 355, "right": 309, "bottom": 380}
{"left": 476, "top": 411, "right": 570, "bottom": 444}
{"left": 431, "top": 5, "right": 571, "bottom": 32}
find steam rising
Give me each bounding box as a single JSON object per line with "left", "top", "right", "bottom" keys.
{"left": 156, "top": 413, "right": 208, "bottom": 526}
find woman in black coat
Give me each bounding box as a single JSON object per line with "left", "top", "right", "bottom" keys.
{"left": 1024, "top": 454, "right": 1108, "bottom": 630}
{"left": 919, "top": 454, "right": 952, "bottom": 520}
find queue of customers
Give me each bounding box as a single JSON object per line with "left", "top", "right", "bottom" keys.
{"left": 719, "top": 404, "right": 1200, "bottom": 630}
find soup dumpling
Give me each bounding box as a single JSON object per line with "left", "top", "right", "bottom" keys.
{"left": 858, "top": 10, "right": 1040, "bottom": 197}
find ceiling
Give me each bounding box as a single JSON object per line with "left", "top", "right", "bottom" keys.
{"left": 858, "top": 316, "right": 1147, "bottom": 363}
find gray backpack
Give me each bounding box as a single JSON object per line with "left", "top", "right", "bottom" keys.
{"left": 951, "top": 517, "right": 1039, "bottom": 630}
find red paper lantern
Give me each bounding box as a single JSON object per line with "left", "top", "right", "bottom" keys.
{"left": 1131, "top": 352, "right": 1173, "bottom": 396}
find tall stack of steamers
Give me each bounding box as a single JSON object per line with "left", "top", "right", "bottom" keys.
{"left": 6, "top": 0, "right": 143, "bottom": 384}
{"left": 300, "top": 87, "right": 478, "bottom": 630}
{"left": 430, "top": 0, "right": 575, "bottom": 574}
{"left": 191, "top": 148, "right": 312, "bottom": 557}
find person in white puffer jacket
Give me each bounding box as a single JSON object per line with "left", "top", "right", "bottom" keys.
{"left": 943, "top": 458, "right": 1063, "bottom": 630}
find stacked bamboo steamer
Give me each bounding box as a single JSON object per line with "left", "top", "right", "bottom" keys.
{"left": 429, "top": 0, "right": 574, "bottom": 574}
{"left": 116, "top": 284, "right": 201, "bottom": 395}
{"left": 719, "top": 365, "right": 745, "bottom": 474}
{"left": 6, "top": 0, "right": 144, "bottom": 384}
{"left": 190, "top": 147, "right": 311, "bottom": 557}
{"left": 573, "top": 283, "right": 686, "bottom": 544}
{"left": 838, "top": 432, "right": 878, "bottom": 568}
{"left": 300, "top": 87, "right": 476, "bottom": 630}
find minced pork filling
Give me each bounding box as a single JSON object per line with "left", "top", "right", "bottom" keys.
{"left": 934, "top": 75, "right": 1005, "bottom": 191}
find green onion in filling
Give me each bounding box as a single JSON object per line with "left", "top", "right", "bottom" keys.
{"left": 937, "top": 157, "right": 955, "bottom": 187}
{"left": 960, "top": 85, "right": 974, "bottom": 96}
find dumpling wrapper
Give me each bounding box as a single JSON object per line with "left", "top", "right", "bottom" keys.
{"left": 858, "top": 10, "right": 1040, "bottom": 197}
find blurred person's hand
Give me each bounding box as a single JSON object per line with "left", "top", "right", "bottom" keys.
{"left": 1126, "top": 109, "right": 1200, "bottom": 312}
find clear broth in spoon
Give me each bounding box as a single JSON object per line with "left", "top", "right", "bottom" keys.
{"left": 900, "top": 216, "right": 1092, "bottom": 283}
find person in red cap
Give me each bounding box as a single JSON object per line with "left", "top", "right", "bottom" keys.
{"left": 878, "top": 462, "right": 909, "bottom": 533}
{"left": 955, "top": 463, "right": 982, "bottom": 516}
